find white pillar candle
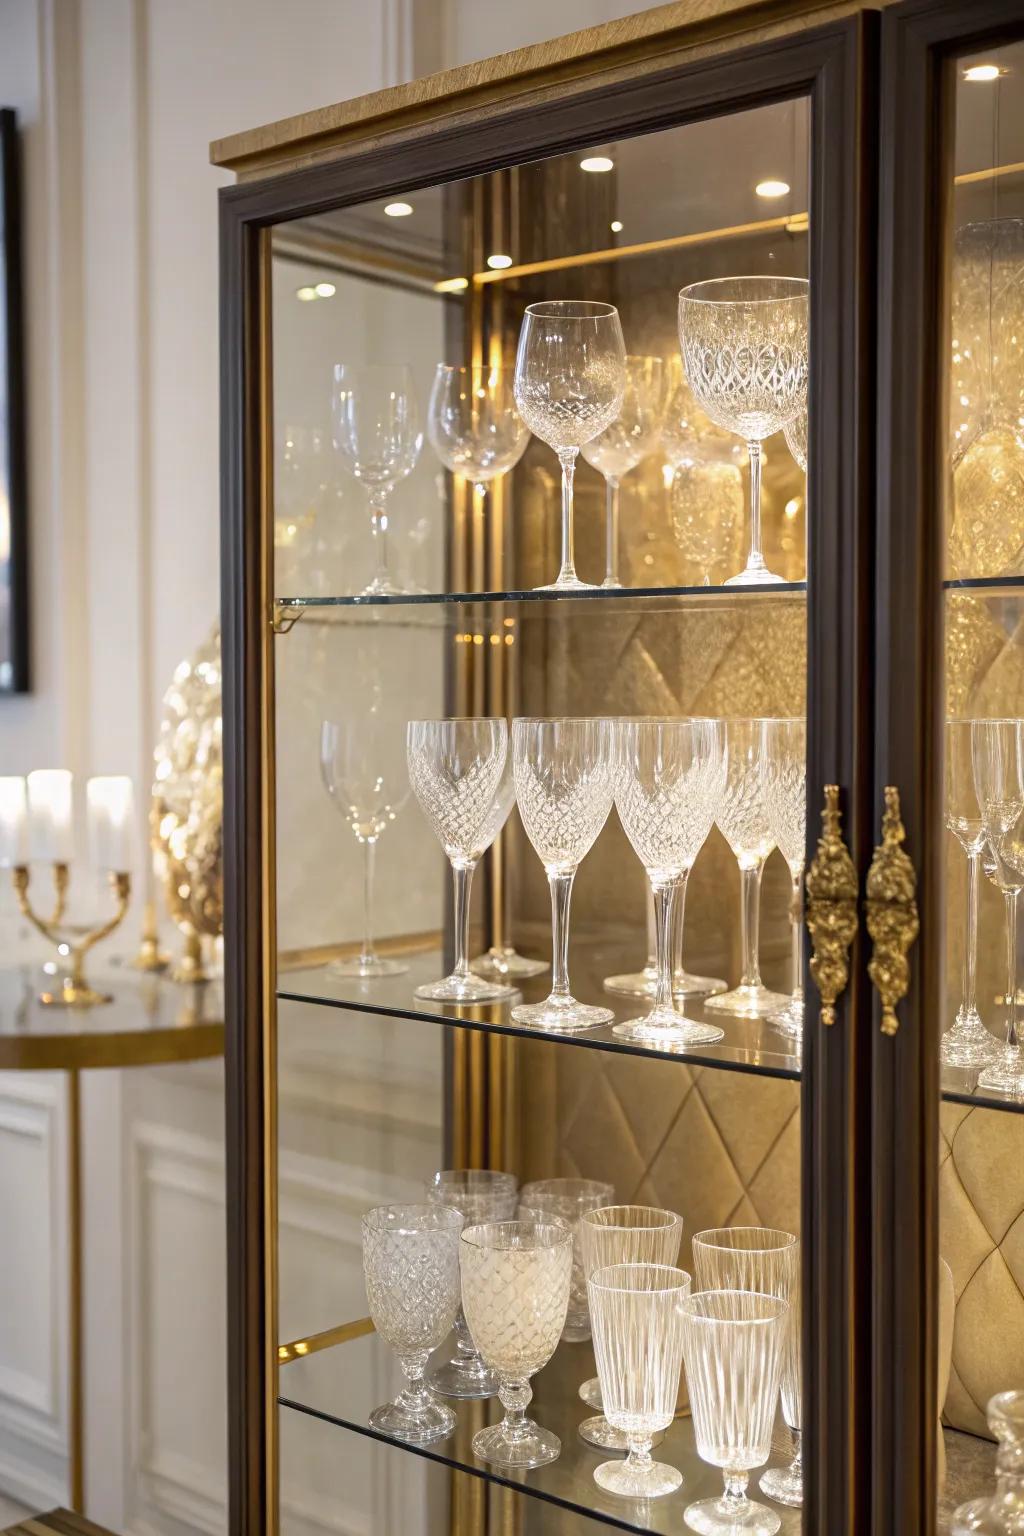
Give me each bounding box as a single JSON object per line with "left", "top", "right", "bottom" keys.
{"left": 87, "top": 776, "right": 135, "bottom": 872}
{"left": 0, "top": 777, "right": 28, "bottom": 867}
{"left": 27, "top": 770, "right": 74, "bottom": 863}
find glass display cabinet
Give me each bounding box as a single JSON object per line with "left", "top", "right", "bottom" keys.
{"left": 213, "top": 2, "right": 1024, "bottom": 1534}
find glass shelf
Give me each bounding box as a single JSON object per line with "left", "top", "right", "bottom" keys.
{"left": 274, "top": 582, "right": 807, "bottom": 622}
{"left": 944, "top": 575, "right": 1024, "bottom": 593}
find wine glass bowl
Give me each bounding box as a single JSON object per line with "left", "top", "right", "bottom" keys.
{"left": 580, "top": 354, "right": 664, "bottom": 588}
{"left": 428, "top": 364, "right": 530, "bottom": 490}
{"left": 332, "top": 362, "right": 424, "bottom": 596}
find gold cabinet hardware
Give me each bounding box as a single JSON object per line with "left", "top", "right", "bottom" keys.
{"left": 805, "top": 785, "right": 859, "bottom": 1025}
{"left": 271, "top": 602, "right": 304, "bottom": 635}
{"left": 865, "top": 786, "right": 919, "bottom": 1036}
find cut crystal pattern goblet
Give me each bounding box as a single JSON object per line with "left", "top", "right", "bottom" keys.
{"left": 680, "top": 1289, "right": 789, "bottom": 1535}
{"left": 943, "top": 719, "right": 1001, "bottom": 1067}
{"left": 580, "top": 355, "right": 664, "bottom": 588}
{"left": 332, "top": 363, "right": 424, "bottom": 597}
{"left": 361, "top": 1203, "right": 462, "bottom": 1444}
{"left": 519, "top": 1177, "right": 615, "bottom": 1341}
{"left": 761, "top": 718, "right": 807, "bottom": 1039}
{"left": 460, "top": 1219, "right": 573, "bottom": 1468}
{"left": 514, "top": 301, "right": 626, "bottom": 590}
{"left": 407, "top": 718, "right": 517, "bottom": 1003}
{"left": 707, "top": 719, "right": 789, "bottom": 1018}
{"left": 577, "top": 1203, "right": 684, "bottom": 1448}
{"left": 693, "top": 1227, "right": 802, "bottom": 1508}
{"left": 588, "top": 1262, "right": 691, "bottom": 1498}
{"left": 511, "top": 717, "right": 617, "bottom": 1031}
{"left": 973, "top": 719, "right": 1024, "bottom": 1096}
{"left": 425, "top": 1170, "right": 518, "bottom": 1399}
{"left": 613, "top": 717, "right": 726, "bottom": 1050}
{"left": 679, "top": 276, "right": 808, "bottom": 586}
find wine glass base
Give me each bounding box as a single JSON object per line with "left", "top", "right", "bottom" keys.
{"left": 580, "top": 1415, "right": 667, "bottom": 1452}
{"left": 511, "top": 996, "right": 614, "bottom": 1032}
{"left": 978, "top": 1050, "right": 1024, "bottom": 1096}
{"left": 534, "top": 575, "right": 601, "bottom": 592}
{"left": 415, "top": 972, "right": 518, "bottom": 1003}
{"left": 767, "top": 997, "right": 804, "bottom": 1037}
{"left": 600, "top": 575, "right": 623, "bottom": 590}
{"left": 369, "top": 1395, "right": 456, "bottom": 1445}
{"left": 676, "top": 969, "right": 728, "bottom": 998}
{"left": 724, "top": 565, "right": 788, "bottom": 588}
{"left": 427, "top": 1355, "right": 500, "bottom": 1401}
{"left": 359, "top": 574, "right": 426, "bottom": 598}
{"left": 705, "top": 983, "right": 790, "bottom": 1019}
{"left": 595, "top": 1456, "right": 682, "bottom": 1499}
{"left": 327, "top": 955, "right": 409, "bottom": 979}
{"left": 684, "top": 1494, "right": 781, "bottom": 1534}
{"left": 941, "top": 1009, "right": 1002, "bottom": 1068}
{"left": 604, "top": 966, "right": 728, "bottom": 1000}
{"left": 472, "top": 1418, "right": 561, "bottom": 1469}
{"left": 613, "top": 1007, "right": 725, "bottom": 1049}
{"left": 759, "top": 1464, "right": 803, "bottom": 1507}
{"left": 579, "top": 1375, "right": 603, "bottom": 1410}
{"left": 472, "top": 946, "right": 548, "bottom": 981}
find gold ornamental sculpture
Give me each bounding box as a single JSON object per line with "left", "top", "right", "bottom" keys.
{"left": 152, "top": 625, "right": 223, "bottom": 983}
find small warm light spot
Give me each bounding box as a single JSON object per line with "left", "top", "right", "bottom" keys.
{"left": 490, "top": 634, "right": 500, "bottom": 646}
{"left": 755, "top": 179, "right": 791, "bottom": 199}
{"left": 487, "top": 253, "right": 513, "bottom": 270}
{"left": 581, "top": 156, "right": 614, "bottom": 173}
{"left": 964, "top": 63, "right": 1001, "bottom": 82}
{"left": 295, "top": 1341, "right": 309, "bottom": 1355}
{"left": 610, "top": 220, "right": 624, "bottom": 233}
{"left": 503, "top": 618, "right": 515, "bottom": 626}
{"left": 473, "top": 634, "right": 484, "bottom": 645}
{"left": 435, "top": 276, "right": 469, "bottom": 293}
{"left": 295, "top": 286, "right": 316, "bottom": 302}
{"left": 662, "top": 463, "right": 675, "bottom": 490}
{"left": 504, "top": 634, "right": 514, "bottom": 645}
{"left": 384, "top": 201, "right": 414, "bottom": 217}
{"left": 314, "top": 282, "right": 336, "bottom": 298}
{"left": 784, "top": 496, "right": 802, "bottom": 520}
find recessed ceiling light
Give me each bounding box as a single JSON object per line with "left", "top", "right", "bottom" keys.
{"left": 755, "top": 179, "right": 791, "bottom": 198}
{"left": 486, "top": 253, "right": 513, "bottom": 270}
{"left": 580, "top": 155, "right": 614, "bottom": 173}
{"left": 610, "top": 220, "right": 624, "bottom": 233}
{"left": 964, "top": 63, "right": 1002, "bottom": 81}
{"left": 295, "top": 286, "right": 316, "bottom": 301}
{"left": 314, "top": 281, "right": 336, "bottom": 298}
{"left": 384, "top": 201, "right": 414, "bottom": 217}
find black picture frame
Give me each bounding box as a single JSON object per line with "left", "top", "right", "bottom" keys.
{"left": 0, "top": 107, "right": 28, "bottom": 694}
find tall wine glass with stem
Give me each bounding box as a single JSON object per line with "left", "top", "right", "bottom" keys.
{"left": 332, "top": 363, "right": 424, "bottom": 597}
{"left": 761, "top": 718, "right": 807, "bottom": 1039}
{"left": 320, "top": 718, "right": 410, "bottom": 979}
{"left": 407, "top": 718, "right": 517, "bottom": 1003}
{"left": 707, "top": 719, "right": 789, "bottom": 1018}
{"left": 511, "top": 717, "right": 617, "bottom": 1030}
{"left": 514, "top": 301, "right": 626, "bottom": 590}
{"left": 679, "top": 276, "right": 808, "bottom": 586}
{"left": 425, "top": 1169, "right": 518, "bottom": 1398}
{"left": 612, "top": 717, "right": 726, "bottom": 1049}
{"left": 427, "top": 364, "right": 530, "bottom": 519}
{"left": 973, "top": 719, "right": 1024, "bottom": 1095}
{"left": 580, "top": 355, "right": 663, "bottom": 588}
{"left": 944, "top": 719, "right": 1001, "bottom": 1066}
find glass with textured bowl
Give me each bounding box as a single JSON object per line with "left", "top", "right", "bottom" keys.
{"left": 425, "top": 1170, "right": 518, "bottom": 1399}
{"left": 518, "top": 1177, "right": 615, "bottom": 1341}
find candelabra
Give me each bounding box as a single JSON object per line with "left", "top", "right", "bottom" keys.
{"left": 12, "top": 862, "right": 131, "bottom": 1007}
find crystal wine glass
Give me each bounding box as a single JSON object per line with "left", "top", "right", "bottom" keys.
{"left": 332, "top": 362, "right": 424, "bottom": 597}
{"left": 511, "top": 717, "right": 617, "bottom": 1030}
{"left": 580, "top": 355, "right": 664, "bottom": 588}
{"left": 460, "top": 1218, "right": 573, "bottom": 1468}
{"left": 662, "top": 360, "right": 745, "bottom": 587}
{"left": 761, "top": 718, "right": 807, "bottom": 1038}
{"left": 952, "top": 1389, "right": 1024, "bottom": 1533}
{"left": 680, "top": 1289, "right": 790, "bottom": 1536}
{"left": 425, "top": 1169, "right": 518, "bottom": 1398}
{"left": 693, "top": 1227, "right": 802, "bottom": 1509}
{"left": 428, "top": 364, "right": 530, "bottom": 508}
{"left": 407, "top": 718, "right": 518, "bottom": 1003}
{"left": 588, "top": 1262, "right": 691, "bottom": 1499}
{"left": 514, "top": 301, "right": 627, "bottom": 590}
{"left": 604, "top": 884, "right": 726, "bottom": 999}
{"left": 943, "top": 720, "right": 1001, "bottom": 1066}
{"left": 361, "top": 1203, "right": 462, "bottom": 1444}
{"left": 973, "top": 718, "right": 1024, "bottom": 1095}
{"left": 518, "top": 1177, "right": 615, "bottom": 1341}
{"left": 612, "top": 717, "right": 726, "bottom": 1049}
{"left": 707, "top": 718, "right": 789, "bottom": 1018}
{"left": 784, "top": 410, "right": 808, "bottom": 474}
{"left": 320, "top": 717, "right": 411, "bottom": 979}
{"left": 679, "top": 276, "right": 809, "bottom": 586}
{"left": 577, "top": 1204, "right": 684, "bottom": 1448}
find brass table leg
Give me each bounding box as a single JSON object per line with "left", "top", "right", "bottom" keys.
{"left": 67, "top": 1068, "right": 83, "bottom": 1512}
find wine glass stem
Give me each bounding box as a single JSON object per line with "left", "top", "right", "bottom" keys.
{"left": 672, "top": 870, "right": 688, "bottom": 978}
{"left": 647, "top": 883, "right": 658, "bottom": 971}
{"left": 361, "top": 839, "right": 378, "bottom": 965}
{"left": 556, "top": 447, "right": 580, "bottom": 585}
{"left": 1005, "top": 888, "right": 1020, "bottom": 1049}
{"left": 739, "top": 860, "right": 765, "bottom": 988}
{"left": 626, "top": 1437, "right": 654, "bottom": 1473}
{"left": 790, "top": 867, "right": 804, "bottom": 998}
{"left": 747, "top": 439, "right": 765, "bottom": 573}
{"left": 964, "top": 849, "right": 980, "bottom": 1019}
{"left": 604, "top": 476, "right": 620, "bottom": 586}
{"left": 652, "top": 874, "right": 683, "bottom": 1010}
{"left": 369, "top": 491, "right": 392, "bottom": 585}
{"left": 451, "top": 860, "right": 476, "bottom": 981}
{"left": 498, "top": 1378, "right": 532, "bottom": 1442}
{"left": 548, "top": 869, "right": 576, "bottom": 1000}
{"left": 723, "top": 1470, "right": 751, "bottom": 1509}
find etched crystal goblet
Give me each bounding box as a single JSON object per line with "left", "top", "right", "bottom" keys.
{"left": 761, "top": 718, "right": 807, "bottom": 1038}
{"left": 425, "top": 1169, "right": 518, "bottom": 1399}
{"left": 407, "top": 718, "right": 517, "bottom": 1003}
{"left": 943, "top": 719, "right": 1001, "bottom": 1066}
{"left": 974, "top": 719, "right": 1024, "bottom": 1096}
{"left": 680, "top": 1289, "right": 790, "bottom": 1535}
{"left": 679, "top": 276, "right": 808, "bottom": 586}
{"left": 332, "top": 363, "right": 423, "bottom": 597}
{"left": 511, "top": 717, "right": 617, "bottom": 1031}
{"left": 460, "top": 1218, "right": 573, "bottom": 1468}
{"left": 519, "top": 1177, "right": 615, "bottom": 1341}
{"left": 361, "top": 1203, "right": 462, "bottom": 1444}
{"left": 580, "top": 355, "right": 664, "bottom": 588}
{"left": 588, "top": 1262, "right": 691, "bottom": 1498}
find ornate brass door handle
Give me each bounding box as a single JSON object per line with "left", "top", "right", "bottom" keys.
{"left": 805, "top": 785, "right": 859, "bottom": 1025}
{"left": 865, "top": 786, "right": 919, "bottom": 1036}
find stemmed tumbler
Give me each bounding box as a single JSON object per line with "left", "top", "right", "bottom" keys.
{"left": 613, "top": 717, "right": 726, "bottom": 1049}
{"left": 580, "top": 355, "right": 664, "bottom": 588}
{"left": 679, "top": 276, "right": 809, "bottom": 586}
{"left": 407, "top": 718, "right": 517, "bottom": 1003}
{"left": 361, "top": 1203, "right": 462, "bottom": 1444}
{"left": 680, "top": 1289, "right": 790, "bottom": 1535}
{"left": 512, "top": 717, "right": 617, "bottom": 1030}
{"left": 460, "top": 1218, "right": 573, "bottom": 1468}
{"left": 944, "top": 720, "right": 1001, "bottom": 1066}
{"left": 332, "top": 363, "right": 424, "bottom": 596}
{"left": 588, "top": 1263, "right": 691, "bottom": 1499}
{"left": 519, "top": 1176, "right": 615, "bottom": 1341}
{"left": 973, "top": 719, "right": 1024, "bottom": 1095}
{"left": 761, "top": 718, "right": 807, "bottom": 1037}
{"left": 425, "top": 1169, "right": 518, "bottom": 1398}
{"left": 514, "top": 301, "right": 627, "bottom": 590}
{"left": 428, "top": 364, "right": 530, "bottom": 509}
{"left": 708, "top": 719, "right": 789, "bottom": 1019}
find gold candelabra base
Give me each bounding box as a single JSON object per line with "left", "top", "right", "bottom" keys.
{"left": 169, "top": 927, "right": 212, "bottom": 985}
{"left": 13, "top": 863, "right": 132, "bottom": 1009}
{"left": 130, "top": 900, "right": 170, "bottom": 973}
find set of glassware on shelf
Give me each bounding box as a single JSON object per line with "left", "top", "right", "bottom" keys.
{"left": 329, "top": 275, "right": 809, "bottom": 597}
{"left": 363, "top": 1174, "right": 801, "bottom": 1536}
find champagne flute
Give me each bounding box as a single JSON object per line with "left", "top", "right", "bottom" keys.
{"left": 580, "top": 355, "right": 664, "bottom": 588}
{"left": 332, "top": 362, "right": 423, "bottom": 597}
{"left": 943, "top": 720, "right": 1001, "bottom": 1066}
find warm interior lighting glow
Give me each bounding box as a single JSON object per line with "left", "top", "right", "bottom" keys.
{"left": 964, "top": 63, "right": 1002, "bottom": 81}
{"left": 434, "top": 276, "right": 469, "bottom": 293}
{"left": 314, "top": 281, "right": 336, "bottom": 298}
{"left": 295, "top": 286, "right": 316, "bottom": 301}
{"left": 610, "top": 220, "right": 624, "bottom": 233}
{"left": 580, "top": 155, "right": 614, "bottom": 173}
{"left": 384, "top": 201, "right": 414, "bottom": 216}
{"left": 486, "top": 253, "right": 513, "bottom": 270}
{"left": 755, "top": 179, "right": 791, "bottom": 198}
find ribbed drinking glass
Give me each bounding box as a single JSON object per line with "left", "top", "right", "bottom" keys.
{"left": 407, "top": 718, "right": 517, "bottom": 1003}
{"left": 761, "top": 718, "right": 807, "bottom": 1038}
{"left": 519, "top": 1177, "right": 615, "bottom": 1341}
{"left": 588, "top": 1263, "right": 691, "bottom": 1499}
{"left": 511, "top": 717, "right": 617, "bottom": 1030}
{"left": 973, "top": 719, "right": 1024, "bottom": 1095}
{"left": 460, "top": 1219, "right": 573, "bottom": 1468}
{"left": 425, "top": 1170, "right": 518, "bottom": 1398}
{"left": 944, "top": 720, "right": 1001, "bottom": 1066}
{"left": 680, "top": 1289, "right": 790, "bottom": 1536}
{"left": 361, "top": 1203, "right": 462, "bottom": 1444}
{"left": 332, "top": 362, "right": 423, "bottom": 597}
{"left": 580, "top": 355, "right": 664, "bottom": 588}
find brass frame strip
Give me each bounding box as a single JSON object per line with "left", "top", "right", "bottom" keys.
{"left": 277, "top": 1317, "right": 374, "bottom": 1364}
